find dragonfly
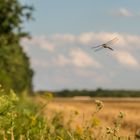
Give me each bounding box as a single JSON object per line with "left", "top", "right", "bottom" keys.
{"left": 92, "top": 37, "right": 118, "bottom": 51}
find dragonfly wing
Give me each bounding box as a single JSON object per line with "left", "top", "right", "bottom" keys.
{"left": 94, "top": 46, "right": 104, "bottom": 52}
{"left": 91, "top": 44, "right": 103, "bottom": 49}
{"left": 106, "top": 37, "right": 118, "bottom": 45}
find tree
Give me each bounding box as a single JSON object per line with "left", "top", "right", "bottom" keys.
{"left": 0, "top": 0, "right": 34, "bottom": 93}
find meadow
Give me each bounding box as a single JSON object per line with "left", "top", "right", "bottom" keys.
{"left": 44, "top": 97, "right": 140, "bottom": 139}
{"left": 0, "top": 86, "right": 140, "bottom": 140}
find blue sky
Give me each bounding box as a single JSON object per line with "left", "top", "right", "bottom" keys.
{"left": 21, "top": 0, "right": 140, "bottom": 91}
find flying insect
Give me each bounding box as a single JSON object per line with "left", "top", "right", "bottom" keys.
{"left": 92, "top": 37, "right": 118, "bottom": 51}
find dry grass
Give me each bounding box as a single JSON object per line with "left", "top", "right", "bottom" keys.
{"left": 44, "top": 97, "right": 140, "bottom": 137}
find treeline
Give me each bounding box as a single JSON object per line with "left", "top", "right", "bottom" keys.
{"left": 38, "top": 88, "right": 140, "bottom": 97}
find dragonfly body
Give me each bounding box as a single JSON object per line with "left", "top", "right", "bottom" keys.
{"left": 102, "top": 44, "right": 114, "bottom": 50}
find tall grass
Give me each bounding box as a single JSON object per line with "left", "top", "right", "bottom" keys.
{"left": 0, "top": 86, "right": 139, "bottom": 140}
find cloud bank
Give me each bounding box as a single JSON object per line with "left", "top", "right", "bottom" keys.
{"left": 21, "top": 32, "right": 140, "bottom": 90}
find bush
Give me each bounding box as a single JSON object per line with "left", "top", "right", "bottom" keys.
{"left": 0, "top": 0, "right": 33, "bottom": 94}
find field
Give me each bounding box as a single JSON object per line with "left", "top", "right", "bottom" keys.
{"left": 1, "top": 89, "right": 140, "bottom": 139}
{"left": 44, "top": 97, "right": 140, "bottom": 138}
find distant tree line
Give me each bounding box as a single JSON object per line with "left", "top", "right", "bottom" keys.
{"left": 37, "top": 88, "right": 140, "bottom": 97}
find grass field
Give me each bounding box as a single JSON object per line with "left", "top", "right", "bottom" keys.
{"left": 43, "top": 97, "right": 140, "bottom": 138}
{"left": 0, "top": 89, "right": 140, "bottom": 139}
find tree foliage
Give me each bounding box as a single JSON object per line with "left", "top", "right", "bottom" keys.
{"left": 51, "top": 89, "right": 140, "bottom": 97}
{"left": 0, "top": 0, "right": 33, "bottom": 93}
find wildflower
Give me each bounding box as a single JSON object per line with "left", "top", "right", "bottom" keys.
{"left": 114, "top": 112, "right": 125, "bottom": 128}
{"left": 30, "top": 116, "right": 37, "bottom": 126}
{"left": 10, "top": 89, "right": 19, "bottom": 103}
{"left": 106, "top": 127, "right": 113, "bottom": 134}
{"left": 95, "top": 100, "right": 104, "bottom": 111}
{"left": 91, "top": 117, "right": 100, "bottom": 127}
{"left": 76, "top": 124, "right": 83, "bottom": 135}
{"left": 118, "top": 112, "right": 125, "bottom": 119}
{"left": 44, "top": 92, "right": 53, "bottom": 100}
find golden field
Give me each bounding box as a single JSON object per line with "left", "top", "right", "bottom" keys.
{"left": 43, "top": 97, "right": 140, "bottom": 138}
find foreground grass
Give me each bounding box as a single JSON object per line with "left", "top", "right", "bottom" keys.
{"left": 0, "top": 88, "right": 139, "bottom": 139}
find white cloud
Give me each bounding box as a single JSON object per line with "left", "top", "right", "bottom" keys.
{"left": 21, "top": 32, "right": 140, "bottom": 90}
{"left": 50, "top": 48, "right": 101, "bottom": 68}
{"left": 22, "top": 44, "right": 29, "bottom": 53}
{"left": 51, "top": 54, "right": 70, "bottom": 66}
{"left": 21, "top": 32, "right": 140, "bottom": 70}
{"left": 125, "top": 35, "right": 140, "bottom": 49}
{"left": 77, "top": 32, "right": 140, "bottom": 50}
{"left": 39, "top": 41, "right": 54, "bottom": 52}
{"left": 77, "top": 32, "right": 124, "bottom": 48}
{"left": 78, "top": 32, "right": 95, "bottom": 45}
{"left": 31, "top": 58, "right": 48, "bottom": 68}
{"left": 21, "top": 32, "right": 140, "bottom": 53}
{"left": 21, "top": 36, "right": 55, "bottom": 52}
{"left": 20, "top": 38, "right": 31, "bottom": 52}
{"left": 69, "top": 48, "right": 101, "bottom": 68}
{"left": 78, "top": 32, "right": 117, "bottom": 45}
{"left": 118, "top": 8, "right": 133, "bottom": 17}
{"left": 111, "top": 8, "right": 133, "bottom": 17}
{"left": 34, "top": 36, "right": 55, "bottom": 52}
{"left": 113, "top": 51, "right": 139, "bottom": 68}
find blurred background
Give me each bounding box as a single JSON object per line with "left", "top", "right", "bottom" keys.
{"left": 21, "top": 0, "right": 140, "bottom": 93}
{"left": 0, "top": 0, "right": 140, "bottom": 139}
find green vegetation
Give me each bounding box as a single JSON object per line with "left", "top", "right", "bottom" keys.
{"left": 0, "top": 86, "right": 47, "bottom": 140}
{"left": 50, "top": 88, "right": 140, "bottom": 97}
{"left": 1, "top": 86, "right": 138, "bottom": 140}
{"left": 0, "top": 0, "right": 33, "bottom": 93}
{"left": 0, "top": 1, "right": 139, "bottom": 139}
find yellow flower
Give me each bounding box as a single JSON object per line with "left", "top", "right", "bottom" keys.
{"left": 44, "top": 92, "right": 53, "bottom": 99}
{"left": 30, "top": 116, "right": 36, "bottom": 126}
{"left": 76, "top": 124, "right": 83, "bottom": 135}
{"left": 91, "top": 117, "right": 100, "bottom": 127}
